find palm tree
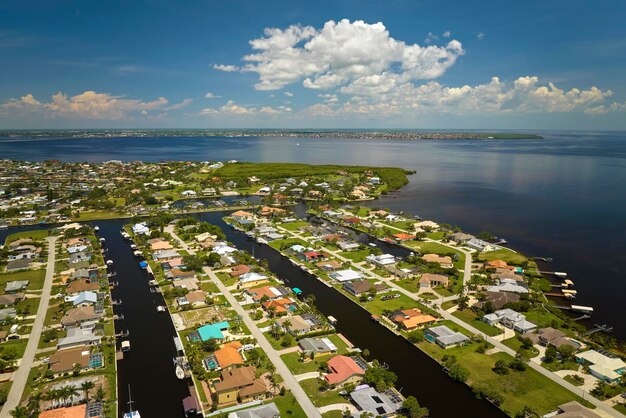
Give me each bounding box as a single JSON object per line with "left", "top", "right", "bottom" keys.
{"left": 62, "top": 385, "right": 80, "bottom": 406}
{"left": 45, "top": 388, "right": 63, "bottom": 406}
{"left": 26, "top": 392, "right": 42, "bottom": 416}
{"left": 10, "top": 406, "right": 29, "bottom": 418}
{"left": 81, "top": 380, "right": 95, "bottom": 401}
{"left": 269, "top": 374, "right": 280, "bottom": 395}
{"left": 94, "top": 386, "right": 106, "bottom": 402}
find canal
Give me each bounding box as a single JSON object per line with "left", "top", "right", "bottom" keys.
{"left": 1, "top": 213, "right": 502, "bottom": 417}
{"left": 193, "top": 210, "right": 504, "bottom": 418}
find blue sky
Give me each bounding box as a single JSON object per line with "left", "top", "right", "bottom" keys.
{"left": 1, "top": 0, "right": 625, "bottom": 129}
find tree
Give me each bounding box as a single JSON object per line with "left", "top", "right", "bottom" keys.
{"left": 95, "top": 386, "right": 106, "bottom": 402}
{"left": 544, "top": 345, "right": 557, "bottom": 363}
{"left": 363, "top": 363, "right": 397, "bottom": 392}
{"left": 556, "top": 344, "right": 575, "bottom": 362}
{"left": 447, "top": 363, "right": 469, "bottom": 383}
{"left": 81, "top": 380, "right": 95, "bottom": 401}
{"left": 402, "top": 396, "right": 429, "bottom": 418}
{"left": 9, "top": 406, "right": 29, "bottom": 418}
{"left": 407, "top": 329, "right": 424, "bottom": 343}
{"left": 493, "top": 359, "right": 509, "bottom": 375}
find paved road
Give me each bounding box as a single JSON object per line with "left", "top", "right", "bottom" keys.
{"left": 1, "top": 236, "right": 58, "bottom": 417}
{"left": 166, "top": 227, "right": 322, "bottom": 418}
{"left": 277, "top": 223, "right": 621, "bottom": 417}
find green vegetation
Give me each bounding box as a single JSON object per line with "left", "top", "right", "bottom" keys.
{"left": 452, "top": 310, "right": 503, "bottom": 337}
{"left": 0, "top": 269, "right": 46, "bottom": 290}
{"left": 3, "top": 230, "right": 49, "bottom": 244}
{"left": 477, "top": 248, "right": 527, "bottom": 265}
{"left": 213, "top": 162, "right": 410, "bottom": 190}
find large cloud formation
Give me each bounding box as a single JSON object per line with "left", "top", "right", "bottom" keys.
{"left": 1, "top": 90, "right": 191, "bottom": 119}
{"left": 216, "top": 19, "right": 464, "bottom": 92}
{"left": 208, "top": 19, "right": 624, "bottom": 119}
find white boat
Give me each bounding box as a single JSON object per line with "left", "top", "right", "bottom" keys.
{"left": 130, "top": 244, "right": 137, "bottom": 250}
{"left": 123, "top": 385, "right": 141, "bottom": 418}
{"left": 94, "top": 226, "right": 100, "bottom": 232}
{"left": 0, "top": 225, "right": 8, "bottom": 230}
{"left": 133, "top": 250, "right": 143, "bottom": 257}
{"left": 175, "top": 365, "right": 185, "bottom": 380}
{"left": 156, "top": 306, "right": 166, "bottom": 312}
{"left": 99, "top": 237, "right": 105, "bottom": 242}
{"left": 106, "top": 260, "right": 114, "bottom": 265}
{"left": 121, "top": 340, "right": 131, "bottom": 352}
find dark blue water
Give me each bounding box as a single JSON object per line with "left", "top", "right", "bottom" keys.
{"left": 1, "top": 133, "right": 625, "bottom": 340}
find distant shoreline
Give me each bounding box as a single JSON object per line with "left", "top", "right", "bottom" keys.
{"left": 0, "top": 130, "right": 543, "bottom": 141}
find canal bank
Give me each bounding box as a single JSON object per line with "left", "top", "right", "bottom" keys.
{"left": 93, "top": 220, "right": 191, "bottom": 418}
{"left": 192, "top": 211, "right": 504, "bottom": 418}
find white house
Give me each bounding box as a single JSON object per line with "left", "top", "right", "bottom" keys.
{"left": 483, "top": 308, "right": 536, "bottom": 333}
{"left": 132, "top": 222, "right": 150, "bottom": 236}
{"left": 330, "top": 270, "right": 363, "bottom": 282}
{"left": 365, "top": 253, "right": 396, "bottom": 267}
{"left": 576, "top": 350, "right": 626, "bottom": 383}
{"left": 487, "top": 278, "right": 529, "bottom": 294}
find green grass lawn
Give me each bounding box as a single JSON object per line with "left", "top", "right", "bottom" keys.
{"left": 452, "top": 310, "right": 503, "bottom": 337}
{"left": 215, "top": 271, "right": 238, "bottom": 287}
{"left": 268, "top": 237, "right": 310, "bottom": 251}
{"left": 361, "top": 292, "right": 420, "bottom": 315}
{"left": 418, "top": 342, "right": 583, "bottom": 416}
{"left": 272, "top": 391, "right": 307, "bottom": 418}
{"left": 502, "top": 337, "right": 540, "bottom": 358}
{"left": 395, "top": 278, "right": 421, "bottom": 294}
{"left": 278, "top": 221, "right": 310, "bottom": 231}
{"left": 427, "top": 231, "right": 445, "bottom": 240}
{"left": 338, "top": 249, "right": 371, "bottom": 263}
{"left": 478, "top": 248, "right": 527, "bottom": 265}
{"left": 281, "top": 352, "right": 328, "bottom": 375}
{"left": 0, "top": 338, "right": 29, "bottom": 358}
{"left": 4, "top": 230, "right": 49, "bottom": 244}
{"left": 74, "top": 210, "right": 122, "bottom": 221}
{"left": 0, "top": 269, "right": 46, "bottom": 290}
{"left": 299, "top": 378, "right": 348, "bottom": 407}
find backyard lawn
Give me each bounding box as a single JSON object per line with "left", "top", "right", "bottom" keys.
{"left": 478, "top": 248, "right": 527, "bottom": 265}
{"left": 452, "top": 310, "right": 503, "bottom": 337}
{"left": 0, "top": 269, "right": 46, "bottom": 290}
{"left": 4, "top": 230, "right": 49, "bottom": 244}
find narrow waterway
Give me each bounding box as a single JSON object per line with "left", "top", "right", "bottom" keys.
{"left": 93, "top": 220, "right": 190, "bottom": 418}
{"left": 194, "top": 211, "right": 504, "bottom": 418}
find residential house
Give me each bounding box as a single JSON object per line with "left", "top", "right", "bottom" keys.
{"left": 419, "top": 273, "right": 449, "bottom": 288}
{"left": 239, "top": 272, "right": 268, "bottom": 288}
{"left": 316, "top": 260, "right": 343, "bottom": 271}
{"left": 58, "top": 322, "right": 103, "bottom": 349}
{"left": 299, "top": 251, "right": 327, "bottom": 263}
{"left": 414, "top": 220, "right": 439, "bottom": 231}
{"left": 227, "top": 402, "right": 279, "bottom": 418}
{"left": 425, "top": 325, "right": 469, "bottom": 349}
{"left": 39, "top": 404, "right": 87, "bottom": 418}
{"left": 474, "top": 291, "right": 520, "bottom": 310}
{"left": 206, "top": 341, "right": 245, "bottom": 371}
{"left": 448, "top": 232, "right": 473, "bottom": 244}
{"left": 523, "top": 327, "right": 579, "bottom": 350}
{"left": 214, "top": 366, "right": 267, "bottom": 406}
{"left": 548, "top": 401, "right": 602, "bottom": 418}
{"left": 575, "top": 350, "right": 626, "bottom": 383}
{"left": 66, "top": 279, "right": 100, "bottom": 295}
{"left": 70, "top": 291, "right": 99, "bottom": 307}
{"left": 5, "top": 280, "right": 29, "bottom": 293}
{"left": 167, "top": 268, "right": 196, "bottom": 281}
{"left": 262, "top": 298, "right": 296, "bottom": 314}
{"left": 48, "top": 345, "right": 93, "bottom": 374}
{"left": 0, "top": 293, "right": 24, "bottom": 306}
{"left": 483, "top": 309, "right": 537, "bottom": 333}
{"left": 421, "top": 253, "right": 453, "bottom": 269}
{"left": 298, "top": 337, "right": 338, "bottom": 357}
{"left": 391, "top": 308, "right": 437, "bottom": 331}
{"left": 487, "top": 278, "right": 529, "bottom": 294}
{"left": 277, "top": 314, "right": 318, "bottom": 334}
{"left": 337, "top": 241, "right": 360, "bottom": 251}
{"left": 349, "top": 385, "right": 403, "bottom": 418}
{"left": 365, "top": 254, "right": 396, "bottom": 267}
{"left": 229, "top": 264, "right": 251, "bottom": 277}
{"left": 245, "top": 285, "right": 290, "bottom": 303}
{"left": 343, "top": 280, "right": 389, "bottom": 297}
{"left": 5, "top": 258, "right": 31, "bottom": 272}
{"left": 197, "top": 321, "right": 230, "bottom": 341}
{"left": 330, "top": 270, "right": 363, "bottom": 282}
{"left": 324, "top": 355, "right": 365, "bottom": 386}
{"left": 61, "top": 306, "right": 103, "bottom": 327}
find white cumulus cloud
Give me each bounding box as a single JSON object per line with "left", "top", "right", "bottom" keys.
{"left": 233, "top": 19, "right": 464, "bottom": 93}
{"left": 213, "top": 64, "right": 239, "bottom": 72}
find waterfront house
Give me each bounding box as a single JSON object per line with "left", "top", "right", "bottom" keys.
{"left": 487, "top": 278, "right": 529, "bottom": 294}
{"left": 227, "top": 402, "right": 279, "bottom": 418}
{"left": 277, "top": 314, "right": 319, "bottom": 334}
{"left": 466, "top": 237, "right": 495, "bottom": 252}
{"left": 206, "top": 341, "right": 245, "bottom": 370}
{"left": 421, "top": 253, "right": 453, "bottom": 269}
{"left": 245, "top": 285, "right": 290, "bottom": 303}
{"left": 419, "top": 273, "right": 449, "bottom": 288}
{"left": 184, "top": 291, "right": 207, "bottom": 307}
{"left": 48, "top": 345, "right": 95, "bottom": 374}
{"left": 523, "top": 327, "right": 579, "bottom": 350}
{"left": 391, "top": 308, "right": 437, "bottom": 330}
{"left": 365, "top": 253, "right": 396, "bottom": 267}
{"left": 425, "top": 325, "right": 469, "bottom": 349}
{"left": 392, "top": 233, "right": 415, "bottom": 242}
{"left": 316, "top": 260, "right": 343, "bottom": 271}
{"left": 330, "top": 269, "right": 363, "bottom": 282}
{"left": 153, "top": 249, "right": 180, "bottom": 261}
{"left": 132, "top": 222, "right": 150, "bottom": 235}
{"left": 70, "top": 291, "right": 99, "bottom": 307}
{"left": 61, "top": 306, "right": 103, "bottom": 327}
{"left": 167, "top": 268, "right": 196, "bottom": 281}
{"left": 349, "top": 385, "right": 403, "bottom": 418}
{"left": 298, "top": 337, "right": 338, "bottom": 357}
{"left": 262, "top": 297, "right": 296, "bottom": 314}
{"left": 414, "top": 220, "right": 440, "bottom": 231}
{"left": 548, "top": 401, "right": 602, "bottom": 418}
{"left": 39, "top": 404, "right": 87, "bottom": 418}
{"left": 239, "top": 272, "right": 268, "bottom": 288}
{"left": 259, "top": 206, "right": 286, "bottom": 217}
{"left": 197, "top": 321, "right": 230, "bottom": 341}
{"left": 343, "top": 279, "right": 389, "bottom": 297}
{"left": 231, "top": 210, "right": 254, "bottom": 221}
{"left": 57, "top": 322, "right": 103, "bottom": 349}
{"left": 173, "top": 278, "right": 199, "bottom": 291}
{"left": 214, "top": 366, "right": 267, "bottom": 406}
{"left": 575, "top": 350, "right": 626, "bottom": 383}
{"left": 69, "top": 251, "right": 91, "bottom": 264}
{"left": 483, "top": 309, "right": 537, "bottom": 333}
{"left": 149, "top": 238, "right": 174, "bottom": 252}
{"left": 229, "top": 264, "right": 251, "bottom": 277}
{"left": 337, "top": 241, "right": 360, "bottom": 251}
{"left": 474, "top": 291, "right": 520, "bottom": 310}
{"left": 299, "top": 251, "right": 327, "bottom": 263}
{"left": 324, "top": 355, "right": 365, "bottom": 386}
{"left": 448, "top": 232, "right": 473, "bottom": 244}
